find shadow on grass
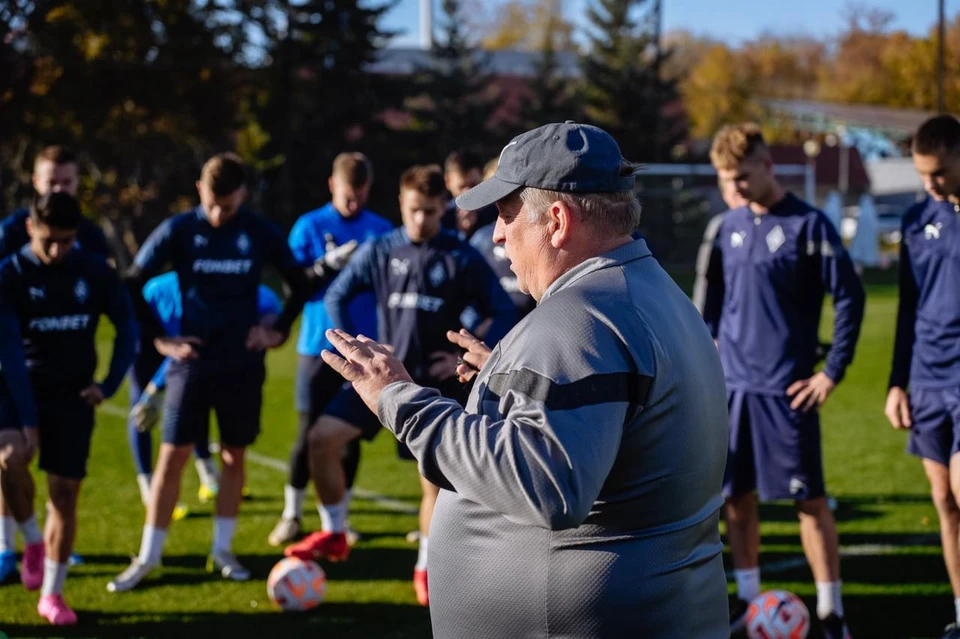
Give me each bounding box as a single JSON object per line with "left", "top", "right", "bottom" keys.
{"left": 1, "top": 602, "right": 432, "bottom": 639}
{"left": 751, "top": 499, "right": 884, "bottom": 523}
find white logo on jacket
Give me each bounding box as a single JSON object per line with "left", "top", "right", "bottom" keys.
{"left": 730, "top": 231, "right": 746, "bottom": 248}
{"left": 766, "top": 226, "right": 786, "bottom": 253}
{"left": 28, "top": 286, "right": 45, "bottom": 301}
{"left": 237, "top": 232, "right": 251, "bottom": 254}
{"left": 390, "top": 258, "right": 410, "bottom": 276}
{"left": 925, "top": 223, "right": 943, "bottom": 240}
{"left": 428, "top": 262, "right": 447, "bottom": 287}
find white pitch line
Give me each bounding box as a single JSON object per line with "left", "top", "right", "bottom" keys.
{"left": 98, "top": 403, "right": 419, "bottom": 515}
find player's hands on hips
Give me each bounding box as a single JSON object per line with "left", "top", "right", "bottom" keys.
{"left": 79, "top": 384, "right": 106, "bottom": 407}
{"left": 246, "top": 325, "right": 286, "bottom": 351}
{"left": 320, "top": 329, "right": 414, "bottom": 415}
{"left": 446, "top": 329, "right": 491, "bottom": 384}
{"left": 786, "top": 371, "right": 836, "bottom": 412}
{"left": 884, "top": 386, "right": 912, "bottom": 430}
{"left": 428, "top": 351, "right": 460, "bottom": 381}
{"left": 155, "top": 336, "right": 203, "bottom": 361}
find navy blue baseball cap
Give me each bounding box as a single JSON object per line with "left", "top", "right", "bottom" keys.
{"left": 455, "top": 121, "right": 637, "bottom": 211}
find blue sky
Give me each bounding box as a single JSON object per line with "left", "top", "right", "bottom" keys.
{"left": 381, "top": 0, "right": 938, "bottom": 48}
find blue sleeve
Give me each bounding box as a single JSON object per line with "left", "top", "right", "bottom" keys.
{"left": 811, "top": 214, "right": 865, "bottom": 384}
{"left": 699, "top": 217, "right": 725, "bottom": 336}
{"left": 462, "top": 248, "right": 517, "bottom": 346}
{"left": 890, "top": 226, "right": 917, "bottom": 389}
{"left": 150, "top": 357, "right": 171, "bottom": 392}
{"left": 133, "top": 218, "right": 175, "bottom": 276}
{"left": 99, "top": 264, "right": 139, "bottom": 398}
{"left": 288, "top": 218, "right": 314, "bottom": 267}
{"left": 79, "top": 219, "right": 111, "bottom": 258}
{"left": 264, "top": 221, "right": 311, "bottom": 335}
{"left": 325, "top": 241, "right": 378, "bottom": 336}
{"left": 0, "top": 305, "right": 37, "bottom": 427}
{"left": 257, "top": 285, "right": 282, "bottom": 317}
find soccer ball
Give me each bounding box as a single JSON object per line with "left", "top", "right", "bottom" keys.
{"left": 745, "top": 590, "right": 810, "bottom": 639}
{"left": 267, "top": 557, "right": 327, "bottom": 611}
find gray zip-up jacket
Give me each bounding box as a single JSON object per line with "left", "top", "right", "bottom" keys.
{"left": 378, "top": 239, "right": 729, "bottom": 638}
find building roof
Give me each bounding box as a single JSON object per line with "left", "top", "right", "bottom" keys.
{"left": 368, "top": 47, "right": 581, "bottom": 78}
{"left": 762, "top": 98, "right": 939, "bottom": 137}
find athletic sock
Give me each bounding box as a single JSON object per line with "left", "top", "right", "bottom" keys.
{"left": 18, "top": 514, "right": 42, "bottom": 546}
{"left": 815, "top": 581, "right": 843, "bottom": 619}
{"left": 318, "top": 499, "right": 346, "bottom": 533}
{"left": 212, "top": 517, "right": 237, "bottom": 555}
{"left": 40, "top": 558, "right": 68, "bottom": 596}
{"left": 734, "top": 567, "right": 760, "bottom": 602}
{"left": 282, "top": 485, "right": 305, "bottom": 521}
{"left": 954, "top": 597, "right": 960, "bottom": 625}
{"left": 0, "top": 516, "right": 16, "bottom": 553}
{"left": 415, "top": 536, "right": 429, "bottom": 571}
{"left": 136, "top": 473, "right": 152, "bottom": 506}
{"left": 137, "top": 525, "right": 167, "bottom": 566}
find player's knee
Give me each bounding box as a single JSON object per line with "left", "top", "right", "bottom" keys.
{"left": 933, "top": 484, "right": 960, "bottom": 516}
{"left": 308, "top": 420, "right": 342, "bottom": 454}
{"left": 47, "top": 481, "right": 78, "bottom": 515}
{"left": 795, "top": 496, "right": 830, "bottom": 518}
{"left": 724, "top": 492, "right": 756, "bottom": 520}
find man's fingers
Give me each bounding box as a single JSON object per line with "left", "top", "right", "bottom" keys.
{"left": 462, "top": 351, "right": 484, "bottom": 370}
{"left": 789, "top": 386, "right": 810, "bottom": 411}
{"left": 446, "top": 330, "right": 471, "bottom": 349}
{"left": 786, "top": 380, "right": 806, "bottom": 397}
{"left": 899, "top": 400, "right": 912, "bottom": 429}
{"left": 320, "top": 349, "right": 362, "bottom": 381}
{"left": 326, "top": 329, "right": 371, "bottom": 362}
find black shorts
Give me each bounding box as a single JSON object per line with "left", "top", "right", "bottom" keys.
{"left": 161, "top": 359, "right": 265, "bottom": 449}
{"left": 36, "top": 389, "right": 95, "bottom": 480}
{"left": 294, "top": 355, "right": 347, "bottom": 420}
{"left": 0, "top": 383, "right": 21, "bottom": 431}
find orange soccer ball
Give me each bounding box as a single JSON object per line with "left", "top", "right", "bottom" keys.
{"left": 745, "top": 590, "right": 810, "bottom": 639}
{"left": 267, "top": 557, "right": 327, "bottom": 611}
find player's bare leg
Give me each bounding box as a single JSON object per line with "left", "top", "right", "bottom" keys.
{"left": 37, "top": 474, "right": 80, "bottom": 625}
{"left": 0, "top": 430, "right": 42, "bottom": 588}
{"left": 107, "top": 443, "right": 192, "bottom": 593}
{"left": 207, "top": 445, "right": 249, "bottom": 580}
{"left": 798, "top": 496, "right": 847, "bottom": 637}
{"left": 284, "top": 416, "right": 359, "bottom": 562}
{"left": 414, "top": 475, "right": 440, "bottom": 606}
{"left": 724, "top": 492, "right": 760, "bottom": 631}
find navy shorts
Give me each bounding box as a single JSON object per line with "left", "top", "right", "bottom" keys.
{"left": 294, "top": 355, "right": 347, "bottom": 419}
{"left": 162, "top": 359, "right": 265, "bottom": 449}
{"left": 907, "top": 388, "right": 960, "bottom": 466}
{"left": 36, "top": 388, "right": 95, "bottom": 480}
{"left": 325, "top": 378, "right": 469, "bottom": 459}
{"left": 723, "top": 390, "right": 825, "bottom": 501}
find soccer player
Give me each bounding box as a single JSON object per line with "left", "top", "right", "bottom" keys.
{"left": 128, "top": 273, "right": 283, "bottom": 515}
{"left": 107, "top": 153, "right": 311, "bottom": 592}
{"left": 704, "top": 124, "right": 864, "bottom": 638}
{"left": 0, "top": 192, "right": 137, "bottom": 624}
{"left": 0, "top": 146, "right": 110, "bottom": 260}
{"left": 268, "top": 152, "right": 392, "bottom": 547}
{"left": 284, "top": 164, "right": 516, "bottom": 606}
{"left": 693, "top": 176, "right": 748, "bottom": 313}
{"left": 441, "top": 150, "right": 497, "bottom": 240}
{"left": 885, "top": 114, "right": 960, "bottom": 637}
{"left": 0, "top": 145, "right": 112, "bottom": 575}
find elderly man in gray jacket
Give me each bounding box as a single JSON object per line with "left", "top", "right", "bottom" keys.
{"left": 320, "top": 122, "right": 729, "bottom": 638}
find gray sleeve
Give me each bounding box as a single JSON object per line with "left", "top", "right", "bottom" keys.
{"left": 692, "top": 213, "right": 725, "bottom": 313}
{"left": 377, "top": 324, "right": 648, "bottom": 531}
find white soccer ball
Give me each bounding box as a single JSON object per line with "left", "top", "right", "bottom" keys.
{"left": 267, "top": 557, "right": 327, "bottom": 611}
{"left": 745, "top": 589, "right": 810, "bottom": 639}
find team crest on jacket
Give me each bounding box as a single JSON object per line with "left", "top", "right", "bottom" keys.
{"left": 237, "top": 232, "right": 251, "bottom": 255}
{"left": 925, "top": 223, "right": 943, "bottom": 240}
{"left": 194, "top": 234, "right": 208, "bottom": 248}
{"left": 28, "top": 286, "right": 45, "bottom": 301}
{"left": 429, "top": 262, "right": 447, "bottom": 287}
{"left": 766, "top": 226, "right": 785, "bottom": 253}
{"left": 730, "top": 231, "right": 746, "bottom": 248}
{"left": 74, "top": 278, "right": 88, "bottom": 303}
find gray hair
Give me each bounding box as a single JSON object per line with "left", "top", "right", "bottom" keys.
{"left": 518, "top": 187, "right": 642, "bottom": 235}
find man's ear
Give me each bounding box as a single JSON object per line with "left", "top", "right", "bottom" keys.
{"left": 548, "top": 199, "right": 575, "bottom": 249}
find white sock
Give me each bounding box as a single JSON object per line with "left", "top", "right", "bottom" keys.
{"left": 815, "top": 581, "right": 843, "bottom": 619}
{"left": 734, "top": 567, "right": 760, "bottom": 602}
{"left": 282, "top": 485, "right": 305, "bottom": 520}
{"left": 212, "top": 517, "right": 237, "bottom": 555}
{"left": 136, "top": 473, "right": 152, "bottom": 506}
{"left": 343, "top": 489, "right": 353, "bottom": 512}
{"left": 0, "top": 516, "right": 16, "bottom": 553}
{"left": 954, "top": 597, "right": 960, "bottom": 624}
{"left": 18, "top": 514, "right": 42, "bottom": 545}
{"left": 40, "top": 558, "right": 68, "bottom": 596}
{"left": 318, "top": 500, "right": 346, "bottom": 533}
{"left": 137, "top": 525, "right": 167, "bottom": 566}
{"left": 196, "top": 457, "right": 219, "bottom": 488}
{"left": 415, "top": 536, "right": 429, "bottom": 571}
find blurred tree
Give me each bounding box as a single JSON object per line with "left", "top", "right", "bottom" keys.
{"left": 519, "top": 9, "right": 580, "bottom": 130}
{"left": 580, "top": 0, "right": 685, "bottom": 162}
{"left": 481, "top": 0, "right": 575, "bottom": 52}
{"left": 682, "top": 45, "right": 756, "bottom": 139}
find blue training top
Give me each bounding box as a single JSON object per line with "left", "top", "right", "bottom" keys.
{"left": 142, "top": 272, "right": 283, "bottom": 390}
{"left": 288, "top": 202, "right": 393, "bottom": 356}
{"left": 702, "top": 193, "right": 865, "bottom": 393}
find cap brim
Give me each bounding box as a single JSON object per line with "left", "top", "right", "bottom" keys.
{"left": 455, "top": 176, "right": 521, "bottom": 211}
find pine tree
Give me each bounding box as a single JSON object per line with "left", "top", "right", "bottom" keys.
{"left": 521, "top": 12, "right": 580, "bottom": 130}
{"left": 580, "top": 0, "right": 684, "bottom": 161}
{"left": 408, "top": 0, "right": 505, "bottom": 162}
